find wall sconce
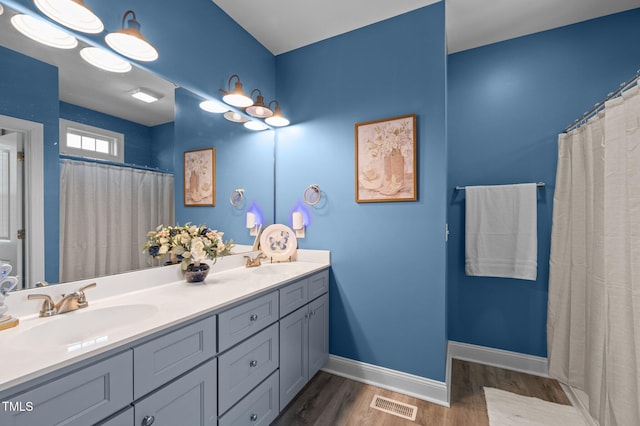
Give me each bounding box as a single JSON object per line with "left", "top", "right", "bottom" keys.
{"left": 105, "top": 10, "right": 158, "bottom": 62}
{"left": 246, "top": 89, "right": 273, "bottom": 118}
{"left": 246, "top": 212, "right": 262, "bottom": 236}
{"left": 265, "top": 101, "right": 290, "bottom": 127}
{"left": 200, "top": 100, "right": 228, "bottom": 114}
{"left": 220, "top": 75, "right": 254, "bottom": 108}
{"left": 34, "top": 0, "right": 104, "bottom": 34}
{"left": 292, "top": 211, "right": 305, "bottom": 238}
{"left": 244, "top": 120, "right": 269, "bottom": 131}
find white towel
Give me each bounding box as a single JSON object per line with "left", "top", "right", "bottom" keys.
{"left": 465, "top": 183, "right": 537, "bottom": 281}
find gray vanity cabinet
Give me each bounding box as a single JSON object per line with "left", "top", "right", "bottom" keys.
{"left": 96, "top": 407, "right": 134, "bottom": 425}
{"left": 279, "top": 270, "right": 329, "bottom": 411}
{"left": 133, "top": 358, "right": 217, "bottom": 426}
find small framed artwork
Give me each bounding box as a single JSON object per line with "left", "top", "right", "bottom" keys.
{"left": 184, "top": 147, "right": 216, "bottom": 206}
{"left": 355, "top": 114, "right": 417, "bottom": 202}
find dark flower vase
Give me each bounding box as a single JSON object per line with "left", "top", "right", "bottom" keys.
{"left": 185, "top": 263, "right": 210, "bottom": 283}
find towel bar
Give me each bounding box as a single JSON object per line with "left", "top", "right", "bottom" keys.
{"left": 455, "top": 182, "right": 545, "bottom": 191}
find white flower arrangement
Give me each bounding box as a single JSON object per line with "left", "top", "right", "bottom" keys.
{"left": 143, "top": 223, "right": 234, "bottom": 270}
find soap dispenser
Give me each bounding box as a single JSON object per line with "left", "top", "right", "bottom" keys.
{"left": 0, "top": 264, "right": 19, "bottom": 331}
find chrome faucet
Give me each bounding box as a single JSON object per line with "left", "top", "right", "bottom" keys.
{"left": 28, "top": 283, "right": 97, "bottom": 317}
{"left": 244, "top": 252, "right": 267, "bottom": 268}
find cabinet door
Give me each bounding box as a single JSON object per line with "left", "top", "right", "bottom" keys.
{"left": 308, "top": 293, "right": 329, "bottom": 379}
{"left": 0, "top": 351, "right": 132, "bottom": 426}
{"left": 134, "top": 358, "right": 216, "bottom": 426}
{"left": 95, "top": 407, "right": 134, "bottom": 426}
{"left": 279, "top": 305, "right": 308, "bottom": 410}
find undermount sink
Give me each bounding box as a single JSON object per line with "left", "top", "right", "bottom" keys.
{"left": 250, "top": 262, "right": 308, "bottom": 276}
{"left": 12, "top": 304, "right": 159, "bottom": 349}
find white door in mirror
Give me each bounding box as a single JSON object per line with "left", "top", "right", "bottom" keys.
{"left": 0, "top": 133, "right": 23, "bottom": 289}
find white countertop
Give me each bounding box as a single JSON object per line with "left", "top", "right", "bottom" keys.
{"left": 0, "top": 249, "right": 330, "bottom": 394}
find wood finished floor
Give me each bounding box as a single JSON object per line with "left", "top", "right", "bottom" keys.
{"left": 273, "top": 359, "right": 571, "bottom": 426}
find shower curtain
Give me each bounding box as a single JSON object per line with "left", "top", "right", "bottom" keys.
{"left": 548, "top": 84, "right": 640, "bottom": 426}
{"left": 59, "top": 159, "right": 174, "bottom": 283}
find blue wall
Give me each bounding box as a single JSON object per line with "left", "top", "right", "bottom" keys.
{"left": 275, "top": 3, "right": 448, "bottom": 381}
{"left": 150, "top": 122, "right": 175, "bottom": 172}
{"left": 0, "top": 45, "right": 60, "bottom": 282}
{"left": 174, "top": 88, "right": 274, "bottom": 247}
{"left": 447, "top": 9, "right": 640, "bottom": 356}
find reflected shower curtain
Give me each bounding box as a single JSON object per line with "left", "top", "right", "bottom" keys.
{"left": 548, "top": 85, "right": 640, "bottom": 426}
{"left": 60, "top": 159, "right": 174, "bottom": 282}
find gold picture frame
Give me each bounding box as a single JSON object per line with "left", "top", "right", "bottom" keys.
{"left": 184, "top": 147, "right": 216, "bottom": 206}
{"left": 355, "top": 114, "right": 417, "bottom": 202}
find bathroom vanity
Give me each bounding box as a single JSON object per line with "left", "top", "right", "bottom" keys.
{"left": 0, "top": 250, "right": 330, "bottom": 426}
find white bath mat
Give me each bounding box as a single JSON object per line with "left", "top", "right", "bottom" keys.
{"left": 484, "top": 387, "right": 587, "bottom": 426}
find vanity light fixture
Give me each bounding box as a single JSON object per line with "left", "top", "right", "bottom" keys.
{"left": 223, "top": 111, "right": 249, "bottom": 123}
{"left": 105, "top": 10, "right": 158, "bottom": 62}
{"left": 11, "top": 13, "right": 78, "bottom": 49}
{"left": 220, "top": 75, "right": 254, "bottom": 108}
{"left": 34, "top": 0, "right": 104, "bottom": 34}
{"left": 265, "top": 100, "right": 290, "bottom": 127}
{"left": 130, "top": 88, "right": 161, "bottom": 103}
{"left": 199, "top": 100, "right": 228, "bottom": 114}
{"left": 245, "top": 89, "right": 273, "bottom": 118}
{"left": 80, "top": 46, "right": 132, "bottom": 73}
{"left": 244, "top": 120, "right": 269, "bottom": 131}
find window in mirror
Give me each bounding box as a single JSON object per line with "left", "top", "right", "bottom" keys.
{"left": 60, "top": 119, "right": 124, "bottom": 162}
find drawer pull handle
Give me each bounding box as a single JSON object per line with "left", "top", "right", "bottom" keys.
{"left": 249, "top": 314, "right": 258, "bottom": 322}
{"left": 249, "top": 359, "right": 258, "bottom": 367}
{"left": 250, "top": 413, "right": 258, "bottom": 422}
{"left": 142, "top": 415, "right": 155, "bottom": 426}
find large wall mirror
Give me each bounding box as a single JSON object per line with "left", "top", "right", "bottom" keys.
{"left": 0, "top": 3, "right": 275, "bottom": 289}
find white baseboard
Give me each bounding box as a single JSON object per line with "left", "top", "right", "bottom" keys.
{"left": 447, "top": 341, "right": 549, "bottom": 378}
{"left": 321, "top": 355, "right": 449, "bottom": 408}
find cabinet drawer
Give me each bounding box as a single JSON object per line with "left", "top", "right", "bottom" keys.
{"left": 308, "top": 269, "right": 329, "bottom": 301}
{"left": 218, "top": 323, "right": 279, "bottom": 414}
{"left": 219, "top": 370, "right": 279, "bottom": 426}
{"left": 0, "top": 351, "right": 132, "bottom": 426}
{"left": 134, "top": 358, "right": 216, "bottom": 426}
{"left": 134, "top": 315, "right": 216, "bottom": 399}
{"left": 279, "top": 278, "right": 308, "bottom": 317}
{"left": 218, "top": 291, "right": 278, "bottom": 351}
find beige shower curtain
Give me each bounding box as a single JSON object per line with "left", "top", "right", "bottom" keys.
{"left": 60, "top": 159, "right": 174, "bottom": 283}
{"left": 548, "top": 84, "right": 640, "bottom": 426}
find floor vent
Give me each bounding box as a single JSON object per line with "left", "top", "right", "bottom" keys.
{"left": 370, "top": 394, "right": 418, "bottom": 421}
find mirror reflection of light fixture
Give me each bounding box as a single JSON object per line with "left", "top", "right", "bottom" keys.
{"left": 244, "top": 120, "right": 269, "bottom": 131}
{"left": 220, "top": 75, "right": 253, "bottom": 108}
{"left": 11, "top": 14, "right": 78, "bottom": 49}
{"left": 223, "top": 111, "right": 249, "bottom": 123}
{"left": 245, "top": 89, "right": 273, "bottom": 118}
{"left": 80, "top": 47, "right": 132, "bottom": 73}
{"left": 199, "top": 100, "right": 228, "bottom": 114}
{"left": 0, "top": 4, "right": 4, "bottom": 15}
{"left": 105, "top": 10, "right": 158, "bottom": 62}
{"left": 130, "top": 88, "right": 161, "bottom": 103}
{"left": 265, "top": 100, "right": 290, "bottom": 127}
{"left": 34, "top": 0, "right": 104, "bottom": 34}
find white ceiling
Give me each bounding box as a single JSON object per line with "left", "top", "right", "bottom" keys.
{"left": 213, "top": 0, "right": 640, "bottom": 55}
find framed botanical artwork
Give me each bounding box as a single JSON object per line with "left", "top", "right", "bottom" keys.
{"left": 184, "top": 147, "right": 216, "bottom": 206}
{"left": 355, "top": 114, "right": 417, "bottom": 202}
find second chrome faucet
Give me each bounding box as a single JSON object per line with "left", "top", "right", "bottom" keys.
{"left": 28, "top": 283, "right": 97, "bottom": 317}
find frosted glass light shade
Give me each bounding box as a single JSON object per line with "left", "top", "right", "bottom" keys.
{"left": 80, "top": 47, "right": 132, "bottom": 73}
{"left": 221, "top": 75, "right": 253, "bottom": 108}
{"left": 223, "top": 111, "right": 249, "bottom": 123}
{"left": 34, "top": 0, "right": 104, "bottom": 34}
{"left": 199, "top": 100, "right": 227, "bottom": 113}
{"left": 244, "top": 120, "right": 269, "bottom": 131}
{"left": 11, "top": 14, "right": 78, "bottom": 49}
{"left": 265, "top": 101, "right": 290, "bottom": 127}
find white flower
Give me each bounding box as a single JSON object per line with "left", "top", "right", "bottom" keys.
{"left": 190, "top": 237, "right": 207, "bottom": 263}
